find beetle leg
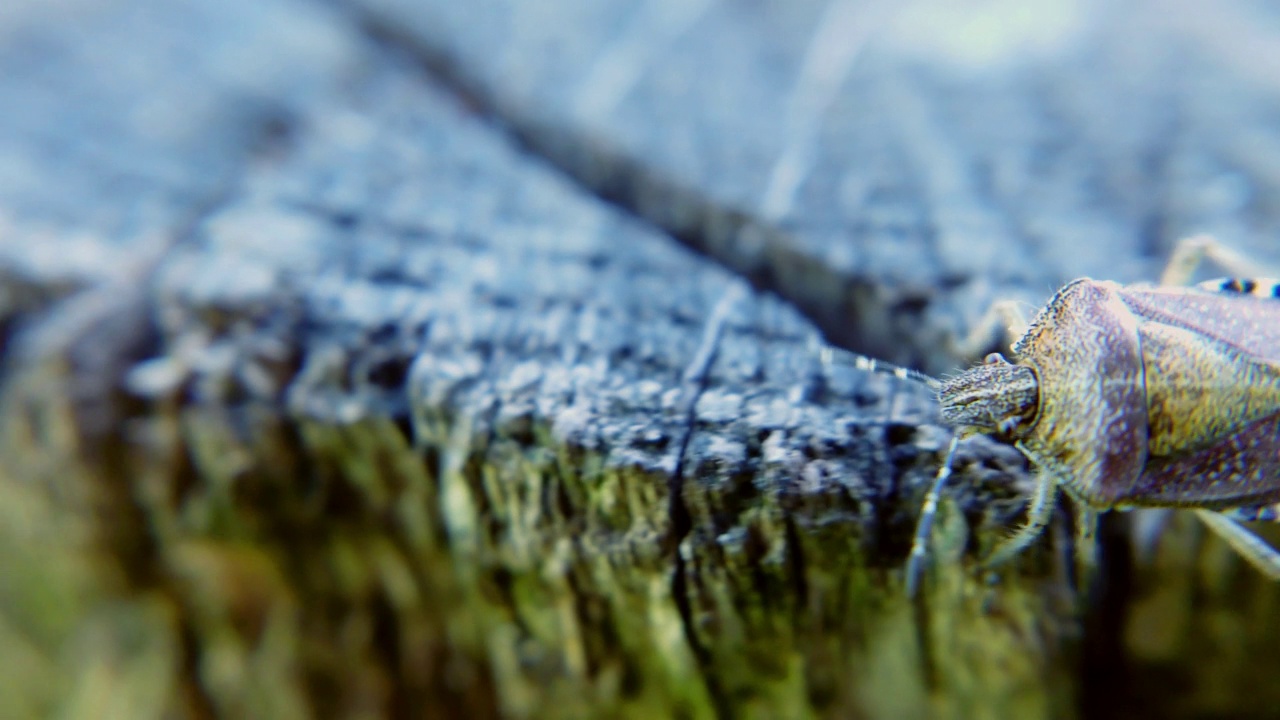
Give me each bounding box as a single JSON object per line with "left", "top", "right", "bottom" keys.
{"left": 1130, "top": 509, "right": 1175, "bottom": 564}
{"left": 951, "top": 299, "right": 1030, "bottom": 360}
{"left": 984, "top": 471, "right": 1058, "bottom": 568}
{"left": 1073, "top": 505, "right": 1099, "bottom": 589}
{"left": 1159, "top": 234, "right": 1275, "bottom": 287}
{"left": 1194, "top": 510, "right": 1280, "bottom": 580}
{"left": 905, "top": 435, "right": 961, "bottom": 598}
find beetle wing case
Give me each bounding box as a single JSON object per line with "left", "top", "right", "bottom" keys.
{"left": 1015, "top": 279, "right": 1280, "bottom": 510}
{"left": 1119, "top": 283, "right": 1280, "bottom": 508}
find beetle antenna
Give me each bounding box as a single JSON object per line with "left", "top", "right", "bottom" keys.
{"left": 816, "top": 345, "right": 941, "bottom": 391}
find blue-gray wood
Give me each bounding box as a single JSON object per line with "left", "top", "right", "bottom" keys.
{"left": 2, "top": 1, "right": 1278, "bottom": 719}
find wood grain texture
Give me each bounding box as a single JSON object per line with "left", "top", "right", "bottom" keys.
{"left": 2, "top": 1, "right": 1280, "bottom": 719}
{"left": 348, "top": 0, "right": 1280, "bottom": 371}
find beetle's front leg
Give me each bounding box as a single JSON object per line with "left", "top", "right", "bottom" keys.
{"left": 984, "top": 470, "right": 1059, "bottom": 569}
{"left": 951, "top": 299, "right": 1031, "bottom": 360}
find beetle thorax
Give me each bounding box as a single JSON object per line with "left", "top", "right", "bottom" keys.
{"left": 939, "top": 354, "right": 1039, "bottom": 440}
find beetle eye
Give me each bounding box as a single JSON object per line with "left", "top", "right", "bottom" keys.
{"left": 984, "top": 352, "right": 1009, "bottom": 366}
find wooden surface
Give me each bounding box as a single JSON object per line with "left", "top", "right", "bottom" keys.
{"left": 2, "top": 1, "right": 1279, "bottom": 718}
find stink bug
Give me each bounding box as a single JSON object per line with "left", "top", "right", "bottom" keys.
{"left": 902, "top": 237, "right": 1280, "bottom": 596}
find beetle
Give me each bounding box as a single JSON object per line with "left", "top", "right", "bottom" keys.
{"left": 902, "top": 237, "right": 1280, "bottom": 596}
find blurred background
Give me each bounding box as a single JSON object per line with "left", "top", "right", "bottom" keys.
{"left": 3, "top": 0, "right": 1280, "bottom": 718}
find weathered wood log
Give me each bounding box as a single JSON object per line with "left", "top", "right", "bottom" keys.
{"left": 2, "top": 1, "right": 1280, "bottom": 719}
{"left": 353, "top": 0, "right": 1280, "bottom": 372}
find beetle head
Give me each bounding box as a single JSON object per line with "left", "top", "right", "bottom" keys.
{"left": 939, "top": 353, "right": 1039, "bottom": 440}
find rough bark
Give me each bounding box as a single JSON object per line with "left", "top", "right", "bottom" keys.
{"left": 2, "top": 1, "right": 1279, "bottom": 719}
